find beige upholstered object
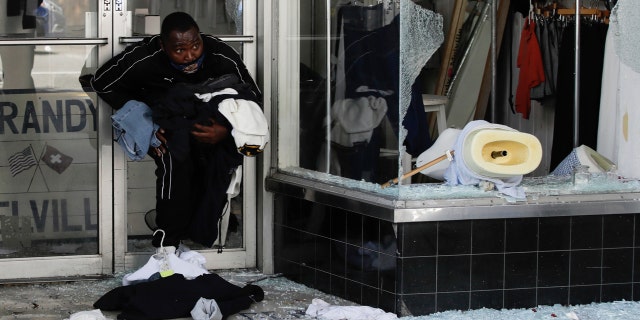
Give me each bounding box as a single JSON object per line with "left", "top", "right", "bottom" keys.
{"left": 462, "top": 129, "right": 542, "bottom": 178}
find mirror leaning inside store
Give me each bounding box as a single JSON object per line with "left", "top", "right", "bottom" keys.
{"left": 281, "top": 0, "right": 636, "bottom": 201}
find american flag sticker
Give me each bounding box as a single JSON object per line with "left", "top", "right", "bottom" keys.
{"left": 8, "top": 146, "right": 37, "bottom": 177}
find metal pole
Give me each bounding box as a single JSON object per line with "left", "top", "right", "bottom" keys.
{"left": 574, "top": 0, "right": 581, "bottom": 147}
{"left": 490, "top": 0, "right": 497, "bottom": 122}
{"left": 325, "top": 0, "right": 332, "bottom": 173}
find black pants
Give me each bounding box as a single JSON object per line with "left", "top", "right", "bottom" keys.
{"left": 151, "top": 149, "right": 194, "bottom": 247}
{"left": 150, "top": 138, "right": 242, "bottom": 248}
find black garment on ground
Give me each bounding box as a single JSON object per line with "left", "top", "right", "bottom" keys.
{"left": 94, "top": 273, "right": 264, "bottom": 320}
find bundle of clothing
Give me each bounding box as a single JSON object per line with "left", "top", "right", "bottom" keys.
{"left": 110, "top": 74, "right": 268, "bottom": 248}
{"left": 94, "top": 242, "right": 264, "bottom": 320}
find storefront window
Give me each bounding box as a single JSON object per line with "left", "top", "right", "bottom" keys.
{"left": 275, "top": 0, "right": 640, "bottom": 201}
{"left": 277, "top": 1, "right": 450, "bottom": 199}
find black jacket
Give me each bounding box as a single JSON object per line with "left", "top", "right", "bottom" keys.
{"left": 90, "top": 33, "right": 261, "bottom": 110}
{"left": 94, "top": 273, "right": 264, "bottom": 319}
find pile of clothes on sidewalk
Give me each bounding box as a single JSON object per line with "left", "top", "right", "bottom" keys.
{"left": 68, "top": 232, "right": 264, "bottom": 320}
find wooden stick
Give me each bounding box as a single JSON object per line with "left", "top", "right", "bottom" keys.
{"left": 381, "top": 150, "right": 455, "bottom": 189}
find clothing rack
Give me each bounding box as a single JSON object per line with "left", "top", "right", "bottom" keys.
{"left": 533, "top": 0, "right": 608, "bottom": 147}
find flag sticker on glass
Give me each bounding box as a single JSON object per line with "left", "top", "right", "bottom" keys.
{"left": 8, "top": 146, "right": 37, "bottom": 177}
{"left": 41, "top": 145, "right": 73, "bottom": 174}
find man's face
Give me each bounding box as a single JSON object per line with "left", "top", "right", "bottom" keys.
{"left": 162, "top": 26, "right": 204, "bottom": 74}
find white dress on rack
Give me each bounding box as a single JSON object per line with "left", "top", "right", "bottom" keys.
{"left": 597, "top": 0, "right": 640, "bottom": 179}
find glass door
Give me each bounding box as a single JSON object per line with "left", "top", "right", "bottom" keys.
{"left": 0, "top": 0, "right": 112, "bottom": 279}
{"left": 118, "top": 0, "right": 258, "bottom": 271}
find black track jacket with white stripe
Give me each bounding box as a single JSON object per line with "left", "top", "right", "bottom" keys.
{"left": 90, "top": 33, "right": 261, "bottom": 110}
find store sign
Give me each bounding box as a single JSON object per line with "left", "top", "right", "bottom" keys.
{"left": 0, "top": 91, "right": 99, "bottom": 241}
{"left": 0, "top": 92, "right": 97, "bottom": 137}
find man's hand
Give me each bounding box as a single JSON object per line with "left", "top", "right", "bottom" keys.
{"left": 191, "top": 118, "right": 228, "bottom": 144}
{"left": 153, "top": 128, "right": 168, "bottom": 157}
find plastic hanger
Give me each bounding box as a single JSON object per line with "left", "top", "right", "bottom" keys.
{"left": 153, "top": 229, "right": 175, "bottom": 277}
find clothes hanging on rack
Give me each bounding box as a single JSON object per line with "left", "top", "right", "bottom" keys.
{"left": 550, "top": 19, "right": 608, "bottom": 170}
{"left": 514, "top": 17, "right": 545, "bottom": 120}
{"left": 530, "top": 15, "right": 562, "bottom": 99}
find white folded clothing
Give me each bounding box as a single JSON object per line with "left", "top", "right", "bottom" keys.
{"left": 64, "top": 309, "right": 109, "bottom": 320}
{"left": 191, "top": 297, "right": 223, "bottom": 320}
{"left": 123, "top": 250, "right": 209, "bottom": 285}
{"left": 305, "top": 298, "right": 397, "bottom": 320}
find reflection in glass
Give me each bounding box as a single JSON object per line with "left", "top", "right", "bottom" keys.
{"left": 127, "top": 0, "right": 243, "bottom": 36}
{"left": 293, "top": 1, "right": 443, "bottom": 189}
{"left": 0, "top": 0, "right": 97, "bottom": 38}
{"left": 0, "top": 45, "right": 99, "bottom": 258}
{"left": 297, "top": 1, "right": 401, "bottom": 185}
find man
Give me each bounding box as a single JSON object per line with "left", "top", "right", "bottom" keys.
{"left": 90, "top": 12, "right": 261, "bottom": 250}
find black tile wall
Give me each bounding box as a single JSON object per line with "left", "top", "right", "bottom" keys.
{"left": 538, "top": 217, "right": 571, "bottom": 251}
{"left": 634, "top": 248, "right": 640, "bottom": 283}
{"left": 471, "top": 254, "right": 504, "bottom": 290}
{"left": 537, "top": 251, "right": 570, "bottom": 287}
{"left": 569, "top": 285, "right": 600, "bottom": 305}
{"left": 571, "top": 215, "right": 603, "bottom": 249}
{"left": 504, "top": 288, "right": 536, "bottom": 309}
{"left": 399, "top": 222, "right": 437, "bottom": 256}
{"left": 438, "top": 220, "right": 471, "bottom": 255}
{"left": 401, "top": 293, "right": 436, "bottom": 315}
{"left": 436, "top": 291, "right": 470, "bottom": 312}
{"left": 570, "top": 249, "right": 602, "bottom": 285}
{"left": 470, "top": 290, "right": 503, "bottom": 310}
{"left": 472, "top": 220, "right": 505, "bottom": 254}
{"left": 504, "top": 252, "right": 537, "bottom": 288}
{"left": 602, "top": 284, "right": 632, "bottom": 303}
{"left": 603, "top": 215, "right": 634, "bottom": 248}
{"left": 273, "top": 195, "right": 640, "bottom": 317}
{"left": 537, "top": 287, "right": 568, "bottom": 306}
{"left": 505, "top": 218, "right": 538, "bottom": 252}
{"left": 346, "top": 211, "right": 363, "bottom": 247}
{"left": 602, "top": 248, "right": 633, "bottom": 284}
{"left": 400, "top": 256, "right": 437, "bottom": 294}
{"left": 346, "top": 278, "right": 362, "bottom": 304}
{"left": 438, "top": 255, "right": 471, "bottom": 292}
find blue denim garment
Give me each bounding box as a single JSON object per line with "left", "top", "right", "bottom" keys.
{"left": 111, "top": 100, "right": 161, "bottom": 161}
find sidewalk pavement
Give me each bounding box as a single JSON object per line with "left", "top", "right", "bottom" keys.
{"left": 0, "top": 268, "right": 357, "bottom": 320}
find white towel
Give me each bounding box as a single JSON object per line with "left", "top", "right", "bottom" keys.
{"left": 65, "top": 309, "right": 109, "bottom": 320}
{"left": 196, "top": 89, "right": 269, "bottom": 156}
{"left": 305, "top": 298, "right": 397, "bottom": 320}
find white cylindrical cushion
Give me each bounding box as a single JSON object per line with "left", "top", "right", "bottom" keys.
{"left": 462, "top": 129, "right": 542, "bottom": 178}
